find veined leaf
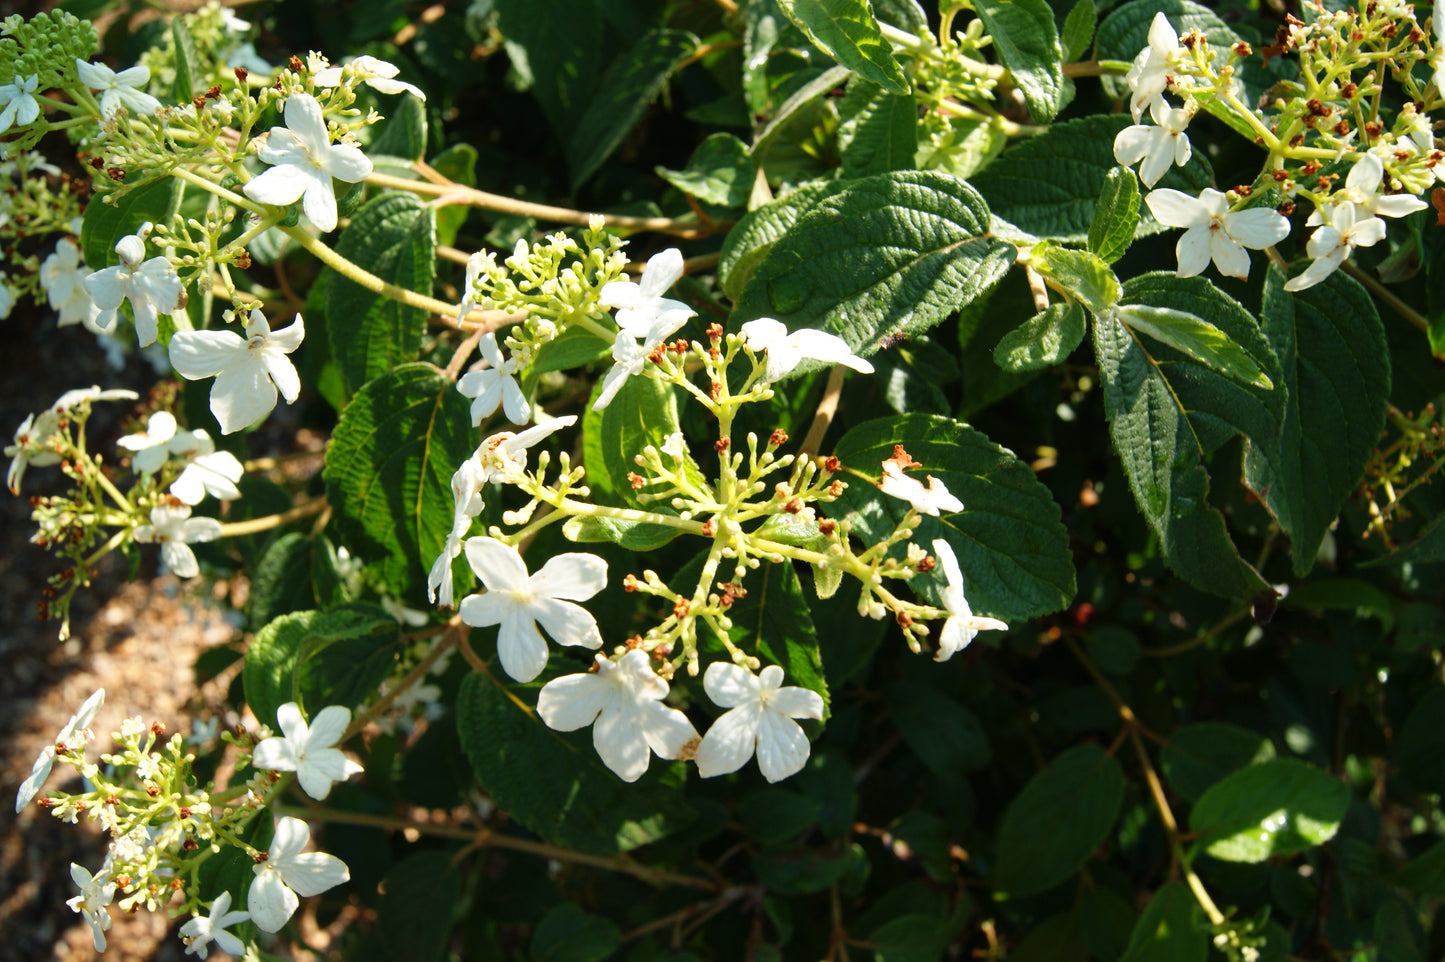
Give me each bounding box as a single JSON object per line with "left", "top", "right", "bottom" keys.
{"left": 1119, "top": 881, "right": 1206, "bottom": 962}
{"left": 375, "top": 853, "right": 461, "bottom": 962}
{"left": 994, "top": 302, "right": 1087, "bottom": 371}
{"left": 1034, "top": 243, "right": 1121, "bottom": 313}
{"left": 752, "top": 64, "right": 852, "bottom": 156}
{"left": 1245, "top": 267, "right": 1390, "bottom": 576}
{"left": 429, "top": 143, "right": 477, "bottom": 248}
{"left": 776, "top": 0, "right": 910, "bottom": 95}
{"left": 494, "top": 0, "right": 605, "bottom": 134}
{"left": 81, "top": 177, "right": 182, "bottom": 270}
{"left": 1061, "top": 0, "right": 1098, "bottom": 62}
{"left": 582, "top": 373, "right": 701, "bottom": 525}
{"left": 1189, "top": 758, "right": 1350, "bottom": 863}
{"left": 369, "top": 93, "right": 427, "bottom": 161}
{"left": 718, "top": 178, "right": 840, "bottom": 301}
{"left": 974, "top": 0, "right": 1065, "bottom": 122}
{"left": 1088, "top": 166, "right": 1141, "bottom": 263}
{"left": 885, "top": 682, "right": 991, "bottom": 777}
{"left": 170, "top": 18, "right": 200, "bottom": 102}
{"left": 1118, "top": 305, "right": 1273, "bottom": 389}
{"left": 837, "top": 79, "right": 919, "bottom": 177}
{"left": 656, "top": 133, "right": 753, "bottom": 208}
{"left": 1161, "top": 722, "right": 1275, "bottom": 803}
{"left": 734, "top": 170, "right": 1014, "bottom": 363}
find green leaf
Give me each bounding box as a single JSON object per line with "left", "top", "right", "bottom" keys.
{"left": 1095, "top": 274, "right": 1285, "bottom": 597}
{"left": 1400, "top": 687, "right": 1445, "bottom": 794}
{"left": 1365, "top": 512, "right": 1445, "bottom": 567}
{"left": 837, "top": 80, "right": 919, "bottom": 177}
{"left": 1010, "top": 913, "right": 1090, "bottom": 962}
{"left": 429, "top": 143, "right": 476, "bottom": 248}
{"left": 973, "top": 114, "right": 1211, "bottom": 243}
{"left": 735, "top": 170, "right": 1014, "bottom": 363}
{"left": 249, "top": 532, "right": 345, "bottom": 628}
{"left": 869, "top": 914, "right": 950, "bottom": 962}
{"left": 1119, "top": 881, "right": 1206, "bottom": 962}
{"left": 1189, "top": 758, "right": 1350, "bottom": 863}
{"left": 994, "top": 744, "right": 1125, "bottom": 897}
{"left": 656, "top": 132, "right": 754, "bottom": 207}
{"left": 884, "top": 682, "right": 991, "bottom": 777}
{"left": 582, "top": 373, "right": 700, "bottom": 521}
{"left": 375, "top": 852, "right": 460, "bottom": 962}
{"left": 562, "top": 515, "right": 682, "bottom": 552}
{"left": 1034, "top": 244, "right": 1121, "bottom": 312}
{"left": 456, "top": 673, "right": 696, "bottom": 854}
{"left": 369, "top": 93, "right": 427, "bottom": 161}
{"left": 82, "top": 177, "right": 182, "bottom": 270}
{"left": 1118, "top": 305, "right": 1273, "bottom": 389}
{"left": 994, "top": 301, "right": 1086, "bottom": 372}
{"left": 568, "top": 28, "right": 699, "bottom": 189}
{"left": 828, "top": 413, "right": 1075, "bottom": 622}
{"left": 739, "top": 787, "right": 823, "bottom": 845}
{"left": 494, "top": 0, "right": 605, "bottom": 134}
{"left": 973, "top": 0, "right": 1065, "bottom": 122}
{"left": 752, "top": 64, "right": 852, "bottom": 157}
{"left": 1061, "top": 0, "right": 1098, "bottom": 62}
{"left": 243, "top": 604, "right": 399, "bottom": 728}
{"left": 1245, "top": 267, "right": 1390, "bottom": 576}
{"left": 530, "top": 903, "right": 621, "bottom": 962}
{"left": 776, "top": 0, "right": 910, "bottom": 95}
{"left": 1282, "top": 577, "right": 1396, "bottom": 632}
{"left": 718, "top": 178, "right": 839, "bottom": 301}
{"left": 1392, "top": 838, "right": 1445, "bottom": 898}
{"left": 1084, "top": 626, "right": 1141, "bottom": 675}
{"left": 326, "top": 193, "right": 435, "bottom": 395}
{"left": 170, "top": 18, "right": 199, "bottom": 103}
{"left": 1160, "top": 722, "right": 1276, "bottom": 803}
{"left": 323, "top": 363, "right": 477, "bottom": 600}
{"left": 1088, "top": 166, "right": 1141, "bottom": 263}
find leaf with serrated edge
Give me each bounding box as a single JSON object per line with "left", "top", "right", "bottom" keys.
{"left": 82, "top": 178, "right": 182, "bottom": 270}
{"left": 719, "top": 178, "right": 840, "bottom": 301}
{"left": 735, "top": 170, "right": 1014, "bottom": 366}
{"left": 1245, "top": 267, "right": 1390, "bottom": 576}
{"left": 1088, "top": 167, "right": 1141, "bottom": 263}
{"left": 243, "top": 605, "right": 398, "bottom": 729}
{"left": 826, "top": 413, "right": 1075, "bottom": 621}
{"left": 837, "top": 80, "right": 918, "bottom": 177}
{"left": 1118, "top": 305, "right": 1273, "bottom": 389}
{"left": 1061, "top": 0, "right": 1098, "bottom": 62}
{"left": 583, "top": 373, "right": 704, "bottom": 511}
{"left": 776, "top": 0, "right": 910, "bottom": 94}
{"left": 974, "top": 0, "right": 1065, "bottom": 122}
{"left": 1035, "top": 244, "right": 1121, "bottom": 312}
{"left": 656, "top": 133, "right": 754, "bottom": 207}
{"left": 994, "top": 302, "right": 1087, "bottom": 372}
{"left": 1119, "top": 881, "right": 1206, "bottom": 962}
{"left": 1189, "top": 758, "right": 1349, "bottom": 863}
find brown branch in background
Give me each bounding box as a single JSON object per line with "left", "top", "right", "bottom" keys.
{"left": 800, "top": 366, "right": 848, "bottom": 457}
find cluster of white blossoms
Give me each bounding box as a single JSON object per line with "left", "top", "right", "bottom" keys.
{"left": 5, "top": 386, "right": 139, "bottom": 494}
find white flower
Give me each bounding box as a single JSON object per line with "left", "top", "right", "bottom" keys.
{"left": 66, "top": 861, "right": 116, "bottom": 951}
{"left": 1284, "top": 202, "right": 1387, "bottom": 292}
{"left": 739, "top": 317, "right": 875, "bottom": 383}
{"left": 0, "top": 73, "right": 41, "bottom": 134}
{"left": 41, "top": 239, "right": 104, "bottom": 331}
{"left": 169, "top": 309, "right": 304, "bottom": 434}
{"left": 168, "top": 428, "right": 244, "bottom": 504}
{"left": 252, "top": 702, "right": 363, "bottom": 800}
{"left": 118, "top": 410, "right": 179, "bottom": 474}
{"left": 84, "top": 225, "right": 187, "bottom": 344}
{"left": 878, "top": 460, "right": 963, "bottom": 516}
{"left": 930, "top": 539, "right": 1008, "bottom": 661}
{"left": 381, "top": 596, "right": 430, "bottom": 626}
{"left": 133, "top": 504, "right": 223, "bottom": 578}
{"left": 427, "top": 458, "right": 487, "bottom": 607}
{"left": 218, "top": 6, "right": 251, "bottom": 33}
{"left": 454, "top": 249, "right": 494, "bottom": 321}
{"left": 1315, "top": 153, "right": 1428, "bottom": 222}
{"left": 536, "top": 649, "right": 700, "bottom": 783}
{"left": 472, "top": 415, "right": 577, "bottom": 483}
{"left": 1125, "top": 13, "right": 1183, "bottom": 121}
{"left": 1113, "top": 97, "right": 1193, "bottom": 188}
{"left": 243, "top": 93, "right": 372, "bottom": 232}
{"left": 458, "top": 536, "right": 607, "bottom": 683}
{"left": 598, "top": 248, "right": 695, "bottom": 338}
{"left": 248, "top": 816, "right": 350, "bottom": 933}
{"left": 592, "top": 329, "right": 652, "bottom": 411}
{"left": 75, "top": 60, "right": 161, "bottom": 117}
{"left": 7, "top": 388, "right": 139, "bottom": 492}
{"left": 15, "top": 688, "right": 104, "bottom": 812}
{"left": 1144, "top": 187, "right": 1291, "bottom": 280}
{"left": 314, "top": 55, "right": 426, "bottom": 100}
{"left": 179, "top": 890, "right": 249, "bottom": 958}
{"left": 458, "top": 332, "right": 527, "bottom": 425}
{"left": 693, "top": 663, "right": 823, "bottom": 782}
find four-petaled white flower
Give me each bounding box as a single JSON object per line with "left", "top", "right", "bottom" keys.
{"left": 1125, "top": 13, "right": 1183, "bottom": 121}
{"left": 1113, "top": 97, "right": 1193, "bottom": 188}
{"left": 133, "top": 504, "right": 222, "bottom": 578}
{"left": 252, "top": 702, "right": 364, "bottom": 801}
{"left": 314, "top": 55, "right": 426, "bottom": 100}
{"left": 878, "top": 460, "right": 963, "bottom": 516}
{"left": 1144, "top": 187, "right": 1290, "bottom": 280}
{"left": 458, "top": 332, "right": 528, "bottom": 425}
{"left": 427, "top": 458, "right": 487, "bottom": 607}
{"left": 1312, "top": 153, "right": 1427, "bottom": 223}
{"left": 592, "top": 329, "right": 654, "bottom": 411}
{"left": 41, "top": 238, "right": 103, "bottom": 331}
{"left": 930, "top": 539, "right": 1008, "bottom": 661}
{"left": 248, "top": 816, "right": 350, "bottom": 933}
{"left": 84, "top": 225, "right": 187, "bottom": 345}
{"left": 599, "top": 248, "right": 695, "bottom": 338}
{"left": 7, "top": 388, "right": 138, "bottom": 493}
{"left": 168, "top": 427, "right": 244, "bottom": 505}
{"left": 1284, "top": 202, "right": 1387, "bottom": 292}
{"left": 169, "top": 309, "right": 305, "bottom": 434}
{"left": 0, "top": 73, "right": 41, "bottom": 134}
{"left": 118, "top": 410, "right": 179, "bottom": 474}
{"left": 67, "top": 861, "right": 116, "bottom": 951}
{"left": 473, "top": 415, "right": 577, "bottom": 484}
{"left": 694, "top": 662, "right": 823, "bottom": 783}
{"left": 16, "top": 688, "right": 104, "bottom": 812}
{"left": 537, "top": 649, "right": 700, "bottom": 783}
{"left": 243, "top": 93, "right": 372, "bottom": 233}
{"left": 458, "top": 536, "right": 607, "bottom": 683}
{"left": 75, "top": 59, "right": 162, "bottom": 118}
{"left": 179, "top": 890, "right": 250, "bottom": 959}
{"left": 454, "top": 249, "right": 494, "bottom": 321}
{"left": 740, "top": 317, "right": 875, "bottom": 383}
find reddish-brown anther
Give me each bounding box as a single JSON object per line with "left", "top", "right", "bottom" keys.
{"left": 701, "top": 518, "right": 716, "bottom": 536}
{"left": 706, "top": 322, "right": 724, "bottom": 341}
{"left": 823, "top": 455, "right": 842, "bottom": 473}
{"left": 289, "top": 55, "right": 304, "bottom": 72}
{"left": 234, "top": 66, "right": 249, "bottom": 84}
{"left": 769, "top": 429, "right": 788, "bottom": 447}
{"left": 887, "top": 445, "right": 922, "bottom": 470}
{"left": 819, "top": 519, "right": 836, "bottom": 537}
{"left": 623, "top": 573, "right": 640, "bottom": 592}
{"left": 917, "top": 554, "right": 936, "bottom": 573}
{"left": 672, "top": 599, "right": 690, "bottom": 620}
{"left": 715, "top": 437, "right": 729, "bottom": 452}
{"left": 627, "top": 471, "right": 646, "bottom": 490}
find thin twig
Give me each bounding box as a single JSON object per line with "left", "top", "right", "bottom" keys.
{"left": 1341, "top": 260, "right": 1430, "bottom": 334}
{"left": 215, "top": 497, "right": 327, "bottom": 537}
{"left": 800, "top": 366, "right": 848, "bottom": 457}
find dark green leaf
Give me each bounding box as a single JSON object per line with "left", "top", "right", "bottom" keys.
{"left": 869, "top": 913, "right": 949, "bottom": 962}
{"left": 326, "top": 193, "right": 435, "bottom": 395}
{"left": 494, "top": 0, "right": 605, "bottom": 134}
{"left": 582, "top": 372, "right": 701, "bottom": 519}
{"left": 429, "top": 143, "right": 476, "bottom": 248}
{"left": 1400, "top": 687, "right": 1445, "bottom": 795}
{"left": 562, "top": 515, "right": 682, "bottom": 552}
{"left": 170, "top": 18, "right": 199, "bottom": 103}
{"left": 718, "top": 178, "right": 839, "bottom": 301}
{"left": 1079, "top": 886, "right": 1137, "bottom": 962}
{"left": 1245, "top": 267, "right": 1390, "bottom": 576}
{"left": 1119, "top": 881, "right": 1206, "bottom": 962}
{"left": 82, "top": 177, "right": 182, "bottom": 270}
{"left": 776, "top": 0, "right": 910, "bottom": 94}
{"left": 376, "top": 852, "right": 460, "bottom": 962}
{"left": 1365, "top": 512, "right": 1445, "bottom": 567}
{"left": 1391, "top": 838, "right": 1445, "bottom": 898}
{"left": 752, "top": 65, "right": 852, "bottom": 157}
{"left": 1088, "top": 166, "right": 1141, "bottom": 263}
{"left": 885, "top": 682, "right": 991, "bottom": 777}
{"left": 656, "top": 132, "right": 754, "bottom": 207}
{"left": 1011, "top": 913, "right": 1089, "bottom": 962}
{"left": 837, "top": 80, "right": 918, "bottom": 177}
{"left": 1189, "top": 758, "right": 1350, "bottom": 863}
{"left": 530, "top": 902, "right": 621, "bottom": 962}
{"left": 974, "top": 0, "right": 1065, "bottom": 122}
{"left": 1061, "top": 0, "right": 1098, "bottom": 62}
{"left": 994, "top": 744, "right": 1125, "bottom": 897}
{"left": 1281, "top": 577, "right": 1395, "bottom": 632}
{"left": 323, "top": 363, "right": 477, "bottom": 600}
{"left": 828, "top": 413, "right": 1075, "bottom": 621}
{"left": 1084, "top": 626, "right": 1141, "bottom": 675}
{"left": 739, "top": 787, "right": 822, "bottom": 845}
{"left": 1118, "top": 305, "right": 1274, "bottom": 389}
{"left": 1161, "top": 722, "right": 1275, "bottom": 803}
{"left": 369, "top": 93, "right": 427, "bottom": 161}
{"left": 249, "top": 532, "right": 345, "bottom": 628}
{"left": 568, "top": 29, "right": 699, "bottom": 189}
{"left": 735, "top": 170, "right": 1014, "bottom": 364}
